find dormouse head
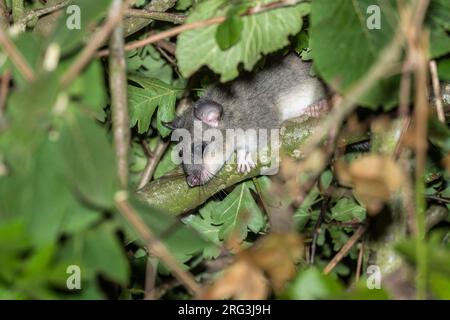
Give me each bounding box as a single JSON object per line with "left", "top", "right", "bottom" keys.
{"left": 165, "top": 99, "right": 226, "bottom": 187}
{"left": 165, "top": 99, "right": 224, "bottom": 131}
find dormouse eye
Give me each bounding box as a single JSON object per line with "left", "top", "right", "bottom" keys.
{"left": 178, "top": 149, "right": 183, "bottom": 157}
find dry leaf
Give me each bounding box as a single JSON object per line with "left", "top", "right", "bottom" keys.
{"left": 336, "top": 155, "right": 404, "bottom": 215}
{"left": 202, "top": 232, "right": 303, "bottom": 299}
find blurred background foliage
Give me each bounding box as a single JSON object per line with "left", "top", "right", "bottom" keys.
{"left": 0, "top": 0, "right": 449, "bottom": 300}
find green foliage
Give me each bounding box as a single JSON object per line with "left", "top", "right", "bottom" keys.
{"left": 51, "top": 0, "right": 113, "bottom": 54}
{"left": 210, "top": 182, "right": 265, "bottom": 241}
{"left": 0, "top": 0, "right": 449, "bottom": 301}
{"left": 177, "top": 0, "right": 310, "bottom": 81}
{"left": 310, "top": 0, "right": 399, "bottom": 108}
{"left": 283, "top": 267, "right": 343, "bottom": 299}
{"left": 128, "top": 74, "right": 180, "bottom": 136}
{"left": 331, "top": 198, "right": 366, "bottom": 223}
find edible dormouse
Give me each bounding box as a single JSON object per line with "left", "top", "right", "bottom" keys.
{"left": 167, "top": 53, "right": 328, "bottom": 187}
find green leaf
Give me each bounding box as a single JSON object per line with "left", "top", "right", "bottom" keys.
{"left": 177, "top": 0, "right": 310, "bottom": 81}
{"left": 126, "top": 46, "right": 174, "bottom": 84}
{"left": 427, "top": 0, "right": 450, "bottom": 58}
{"left": 51, "top": 0, "right": 113, "bottom": 54}
{"left": 66, "top": 60, "right": 107, "bottom": 121}
{"left": 176, "top": 0, "right": 194, "bottom": 11}
{"left": 293, "top": 186, "right": 320, "bottom": 230}
{"left": 210, "top": 182, "right": 264, "bottom": 241}
{"left": 310, "top": 0, "right": 399, "bottom": 108}
{"left": 128, "top": 75, "right": 178, "bottom": 136}
{"left": 215, "top": 16, "right": 243, "bottom": 50}
{"left": 118, "top": 198, "right": 208, "bottom": 264}
{"left": 57, "top": 111, "right": 118, "bottom": 209}
{"left": 283, "top": 267, "right": 343, "bottom": 299}
{"left": 437, "top": 58, "right": 450, "bottom": 80}
{"left": 320, "top": 170, "right": 333, "bottom": 189}
{"left": 331, "top": 198, "right": 366, "bottom": 223}
{"left": 183, "top": 202, "right": 222, "bottom": 259}
{"left": 62, "top": 223, "right": 130, "bottom": 285}
{"left": 0, "top": 73, "right": 59, "bottom": 171}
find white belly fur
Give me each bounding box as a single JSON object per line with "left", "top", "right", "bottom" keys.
{"left": 278, "top": 82, "right": 324, "bottom": 121}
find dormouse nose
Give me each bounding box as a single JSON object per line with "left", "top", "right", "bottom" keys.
{"left": 187, "top": 175, "right": 201, "bottom": 187}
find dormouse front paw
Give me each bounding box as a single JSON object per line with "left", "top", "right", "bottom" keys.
{"left": 237, "top": 150, "right": 256, "bottom": 174}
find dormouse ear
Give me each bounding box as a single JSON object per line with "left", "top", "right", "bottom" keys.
{"left": 194, "top": 100, "right": 223, "bottom": 127}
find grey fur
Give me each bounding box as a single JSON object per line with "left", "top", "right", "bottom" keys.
{"left": 169, "top": 53, "right": 327, "bottom": 186}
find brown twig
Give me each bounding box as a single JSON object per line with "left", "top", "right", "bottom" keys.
{"left": 137, "top": 140, "right": 169, "bottom": 190}
{"left": 355, "top": 236, "right": 365, "bottom": 282}
{"left": 323, "top": 224, "right": 366, "bottom": 275}
{"left": 0, "top": 28, "right": 35, "bottom": 82}
{"left": 144, "top": 258, "right": 157, "bottom": 300}
{"left": 109, "top": 0, "right": 130, "bottom": 188}
{"left": 60, "top": 0, "right": 133, "bottom": 87}
{"left": 155, "top": 39, "right": 176, "bottom": 55}
{"left": 115, "top": 192, "right": 202, "bottom": 296}
{"left": 97, "top": 0, "right": 303, "bottom": 57}
{"left": 0, "top": 70, "right": 11, "bottom": 117}
{"left": 126, "top": 9, "right": 186, "bottom": 24}
{"left": 425, "top": 195, "right": 450, "bottom": 204}
{"left": 155, "top": 45, "right": 177, "bottom": 69}
{"left": 429, "top": 60, "right": 445, "bottom": 123}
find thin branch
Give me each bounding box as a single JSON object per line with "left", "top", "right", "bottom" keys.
{"left": 125, "top": 9, "right": 186, "bottom": 24}
{"left": 18, "top": 0, "right": 69, "bottom": 26}
{"left": 123, "top": 0, "right": 177, "bottom": 37}
{"left": 155, "top": 45, "right": 177, "bottom": 69}
{"left": 411, "top": 0, "right": 431, "bottom": 300}
{"left": 115, "top": 192, "right": 202, "bottom": 297}
{"left": 155, "top": 39, "right": 176, "bottom": 55}
{"left": 97, "top": 0, "right": 304, "bottom": 57}
{"left": 0, "top": 28, "right": 36, "bottom": 82}
{"left": 425, "top": 195, "right": 450, "bottom": 204}
{"left": 323, "top": 224, "right": 366, "bottom": 275}
{"left": 109, "top": 0, "right": 130, "bottom": 188}
{"left": 355, "top": 236, "right": 365, "bottom": 282}
{"left": 137, "top": 140, "right": 169, "bottom": 190}
{"left": 429, "top": 60, "right": 445, "bottom": 123}
{"left": 144, "top": 258, "right": 157, "bottom": 300}
{"left": 137, "top": 98, "right": 190, "bottom": 190}
{"left": 60, "top": 0, "right": 133, "bottom": 87}
{"left": 0, "top": 70, "right": 11, "bottom": 117}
